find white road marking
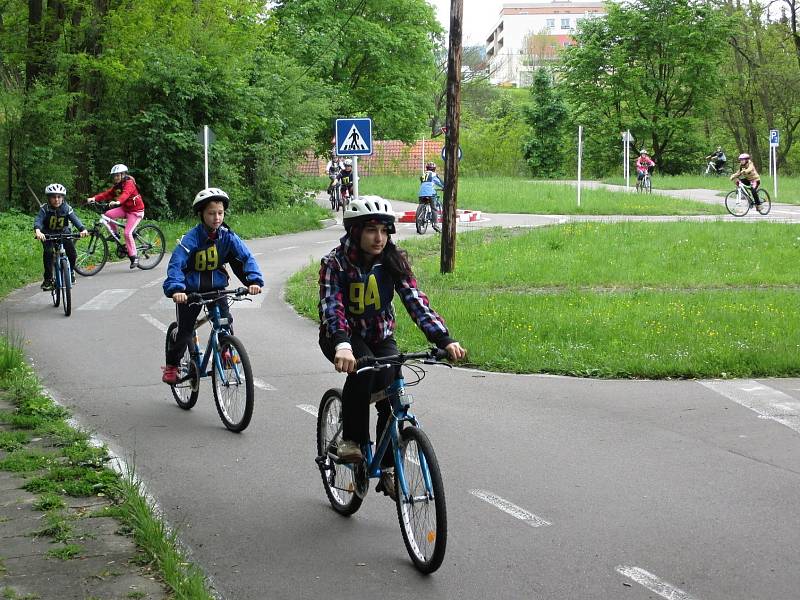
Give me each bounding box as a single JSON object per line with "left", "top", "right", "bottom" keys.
{"left": 315, "top": 239, "right": 340, "bottom": 245}
{"left": 276, "top": 246, "right": 299, "bottom": 252}
{"left": 77, "top": 289, "right": 136, "bottom": 310}
{"left": 140, "top": 313, "right": 168, "bottom": 333}
{"left": 296, "top": 404, "right": 318, "bottom": 417}
{"left": 616, "top": 566, "right": 701, "bottom": 600}
{"left": 700, "top": 379, "right": 800, "bottom": 434}
{"left": 468, "top": 489, "right": 551, "bottom": 527}
{"left": 143, "top": 277, "right": 163, "bottom": 288}
{"left": 253, "top": 252, "right": 263, "bottom": 257}
{"left": 253, "top": 378, "right": 276, "bottom": 391}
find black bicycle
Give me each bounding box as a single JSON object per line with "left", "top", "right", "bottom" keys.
{"left": 415, "top": 195, "right": 442, "bottom": 234}
{"left": 74, "top": 202, "right": 165, "bottom": 276}
{"left": 42, "top": 233, "right": 81, "bottom": 317}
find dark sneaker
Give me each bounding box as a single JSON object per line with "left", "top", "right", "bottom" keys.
{"left": 161, "top": 365, "right": 179, "bottom": 385}
{"left": 41, "top": 280, "right": 54, "bottom": 291}
{"left": 376, "top": 468, "right": 397, "bottom": 501}
{"left": 129, "top": 256, "right": 139, "bottom": 269}
{"left": 336, "top": 440, "right": 363, "bottom": 463}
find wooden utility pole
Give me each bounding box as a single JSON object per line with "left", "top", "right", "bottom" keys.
{"left": 440, "top": 0, "right": 463, "bottom": 274}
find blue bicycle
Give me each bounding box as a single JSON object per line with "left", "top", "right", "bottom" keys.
{"left": 315, "top": 348, "right": 450, "bottom": 573}
{"left": 165, "top": 288, "right": 255, "bottom": 432}
{"left": 43, "top": 233, "right": 81, "bottom": 317}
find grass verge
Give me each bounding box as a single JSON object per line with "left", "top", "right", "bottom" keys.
{"left": 348, "top": 175, "right": 726, "bottom": 216}
{"left": 0, "top": 199, "right": 330, "bottom": 300}
{"left": 0, "top": 334, "right": 214, "bottom": 599}
{"left": 286, "top": 221, "right": 800, "bottom": 378}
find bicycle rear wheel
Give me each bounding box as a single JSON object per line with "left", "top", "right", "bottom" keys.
{"left": 134, "top": 224, "right": 165, "bottom": 270}
{"left": 74, "top": 233, "right": 109, "bottom": 276}
{"left": 212, "top": 334, "right": 254, "bottom": 432}
{"left": 756, "top": 189, "right": 771, "bottom": 215}
{"left": 415, "top": 203, "right": 429, "bottom": 235}
{"left": 61, "top": 259, "right": 71, "bottom": 317}
{"left": 165, "top": 322, "right": 199, "bottom": 409}
{"left": 725, "top": 189, "right": 750, "bottom": 217}
{"left": 431, "top": 203, "right": 441, "bottom": 233}
{"left": 395, "top": 426, "right": 447, "bottom": 574}
{"left": 316, "top": 389, "right": 363, "bottom": 516}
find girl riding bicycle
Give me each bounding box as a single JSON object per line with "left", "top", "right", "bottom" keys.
{"left": 317, "top": 198, "right": 466, "bottom": 498}
{"left": 161, "top": 187, "right": 263, "bottom": 384}
{"left": 34, "top": 183, "right": 89, "bottom": 290}
{"left": 88, "top": 163, "right": 145, "bottom": 269}
{"left": 729, "top": 152, "right": 762, "bottom": 205}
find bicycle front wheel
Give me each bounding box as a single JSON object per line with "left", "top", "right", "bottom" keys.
{"left": 415, "top": 203, "right": 429, "bottom": 235}
{"left": 74, "top": 233, "right": 109, "bottom": 276}
{"left": 134, "top": 224, "right": 165, "bottom": 270}
{"left": 212, "top": 334, "right": 254, "bottom": 432}
{"left": 316, "top": 389, "right": 363, "bottom": 516}
{"left": 51, "top": 258, "right": 60, "bottom": 307}
{"left": 165, "top": 322, "right": 199, "bottom": 409}
{"left": 644, "top": 177, "right": 652, "bottom": 193}
{"left": 756, "top": 189, "right": 771, "bottom": 215}
{"left": 396, "top": 426, "right": 447, "bottom": 574}
{"left": 61, "top": 259, "right": 71, "bottom": 317}
{"left": 725, "top": 190, "right": 750, "bottom": 217}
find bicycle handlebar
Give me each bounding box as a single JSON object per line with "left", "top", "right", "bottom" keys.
{"left": 186, "top": 287, "right": 251, "bottom": 305}
{"left": 355, "top": 347, "right": 450, "bottom": 374}
{"left": 42, "top": 233, "right": 82, "bottom": 241}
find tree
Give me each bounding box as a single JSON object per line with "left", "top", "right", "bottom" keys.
{"left": 560, "top": 0, "right": 730, "bottom": 173}
{"left": 522, "top": 68, "right": 567, "bottom": 177}
{"left": 270, "top": 0, "right": 442, "bottom": 144}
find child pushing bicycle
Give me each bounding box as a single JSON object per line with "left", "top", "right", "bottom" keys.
{"left": 87, "top": 163, "right": 145, "bottom": 269}
{"left": 161, "top": 187, "right": 263, "bottom": 385}
{"left": 34, "top": 184, "right": 89, "bottom": 290}
{"left": 317, "top": 197, "right": 466, "bottom": 499}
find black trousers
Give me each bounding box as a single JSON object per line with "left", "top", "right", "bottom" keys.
{"left": 42, "top": 239, "right": 77, "bottom": 280}
{"left": 166, "top": 299, "right": 232, "bottom": 366}
{"left": 320, "top": 334, "right": 399, "bottom": 467}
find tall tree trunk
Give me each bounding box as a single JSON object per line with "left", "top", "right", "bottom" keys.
{"left": 26, "top": 0, "right": 43, "bottom": 89}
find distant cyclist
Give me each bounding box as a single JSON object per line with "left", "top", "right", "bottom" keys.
{"left": 87, "top": 164, "right": 145, "bottom": 269}
{"left": 635, "top": 150, "right": 655, "bottom": 184}
{"left": 337, "top": 159, "right": 354, "bottom": 202}
{"left": 705, "top": 146, "right": 727, "bottom": 174}
{"left": 418, "top": 162, "right": 444, "bottom": 210}
{"left": 326, "top": 155, "right": 342, "bottom": 199}
{"left": 730, "top": 153, "right": 762, "bottom": 205}
{"left": 317, "top": 198, "right": 466, "bottom": 499}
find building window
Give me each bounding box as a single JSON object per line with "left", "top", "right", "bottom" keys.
{"left": 561, "top": 18, "right": 571, "bottom": 29}
{"left": 546, "top": 18, "right": 555, "bottom": 28}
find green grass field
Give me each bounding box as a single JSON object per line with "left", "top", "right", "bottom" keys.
{"left": 341, "top": 175, "right": 725, "bottom": 215}
{"left": 287, "top": 221, "right": 800, "bottom": 379}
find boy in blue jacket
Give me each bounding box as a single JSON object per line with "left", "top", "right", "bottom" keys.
{"left": 161, "top": 187, "right": 263, "bottom": 384}
{"left": 33, "top": 183, "right": 88, "bottom": 290}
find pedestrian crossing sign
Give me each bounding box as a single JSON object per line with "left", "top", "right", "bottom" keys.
{"left": 336, "top": 118, "right": 373, "bottom": 156}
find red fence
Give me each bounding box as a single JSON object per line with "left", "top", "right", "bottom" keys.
{"left": 296, "top": 139, "right": 445, "bottom": 176}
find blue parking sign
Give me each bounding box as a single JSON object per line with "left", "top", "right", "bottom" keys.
{"left": 770, "top": 129, "right": 779, "bottom": 146}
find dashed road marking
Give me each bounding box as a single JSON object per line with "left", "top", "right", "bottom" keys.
{"left": 78, "top": 289, "right": 136, "bottom": 310}
{"left": 296, "top": 404, "right": 318, "bottom": 417}
{"left": 276, "top": 246, "right": 299, "bottom": 252}
{"left": 140, "top": 313, "right": 168, "bottom": 333}
{"left": 253, "top": 378, "right": 276, "bottom": 391}
{"left": 616, "top": 565, "right": 701, "bottom": 600}
{"left": 468, "top": 489, "right": 551, "bottom": 527}
{"left": 700, "top": 379, "right": 800, "bottom": 434}
{"left": 143, "top": 278, "right": 163, "bottom": 288}
{"left": 315, "top": 239, "right": 340, "bottom": 245}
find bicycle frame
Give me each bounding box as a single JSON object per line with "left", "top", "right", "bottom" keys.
{"left": 184, "top": 299, "right": 241, "bottom": 385}
{"left": 44, "top": 235, "right": 75, "bottom": 290}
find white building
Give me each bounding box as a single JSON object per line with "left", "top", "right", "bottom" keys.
{"left": 485, "top": 1, "right": 606, "bottom": 87}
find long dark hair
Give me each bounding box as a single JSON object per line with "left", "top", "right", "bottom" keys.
{"left": 383, "top": 240, "right": 413, "bottom": 281}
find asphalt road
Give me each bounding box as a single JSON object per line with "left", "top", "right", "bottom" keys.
{"left": 2, "top": 193, "right": 799, "bottom": 600}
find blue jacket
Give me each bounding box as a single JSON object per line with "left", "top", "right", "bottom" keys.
{"left": 163, "top": 223, "right": 264, "bottom": 296}
{"left": 34, "top": 202, "right": 86, "bottom": 233}
{"left": 418, "top": 172, "right": 444, "bottom": 198}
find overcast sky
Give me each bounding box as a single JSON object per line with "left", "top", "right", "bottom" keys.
{"left": 428, "top": 0, "right": 506, "bottom": 45}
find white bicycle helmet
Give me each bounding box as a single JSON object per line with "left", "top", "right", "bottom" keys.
{"left": 192, "top": 187, "right": 230, "bottom": 213}
{"left": 738, "top": 153, "right": 751, "bottom": 161}
{"left": 343, "top": 198, "right": 396, "bottom": 233}
{"left": 44, "top": 183, "right": 66, "bottom": 196}
{"left": 110, "top": 164, "right": 128, "bottom": 175}
{"left": 343, "top": 159, "right": 353, "bottom": 167}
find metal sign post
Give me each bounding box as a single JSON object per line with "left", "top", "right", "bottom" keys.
{"left": 622, "top": 130, "right": 631, "bottom": 190}
{"left": 204, "top": 126, "right": 209, "bottom": 188}
{"left": 577, "top": 125, "right": 583, "bottom": 207}
{"left": 353, "top": 156, "right": 359, "bottom": 200}
{"left": 770, "top": 129, "right": 779, "bottom": 199}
